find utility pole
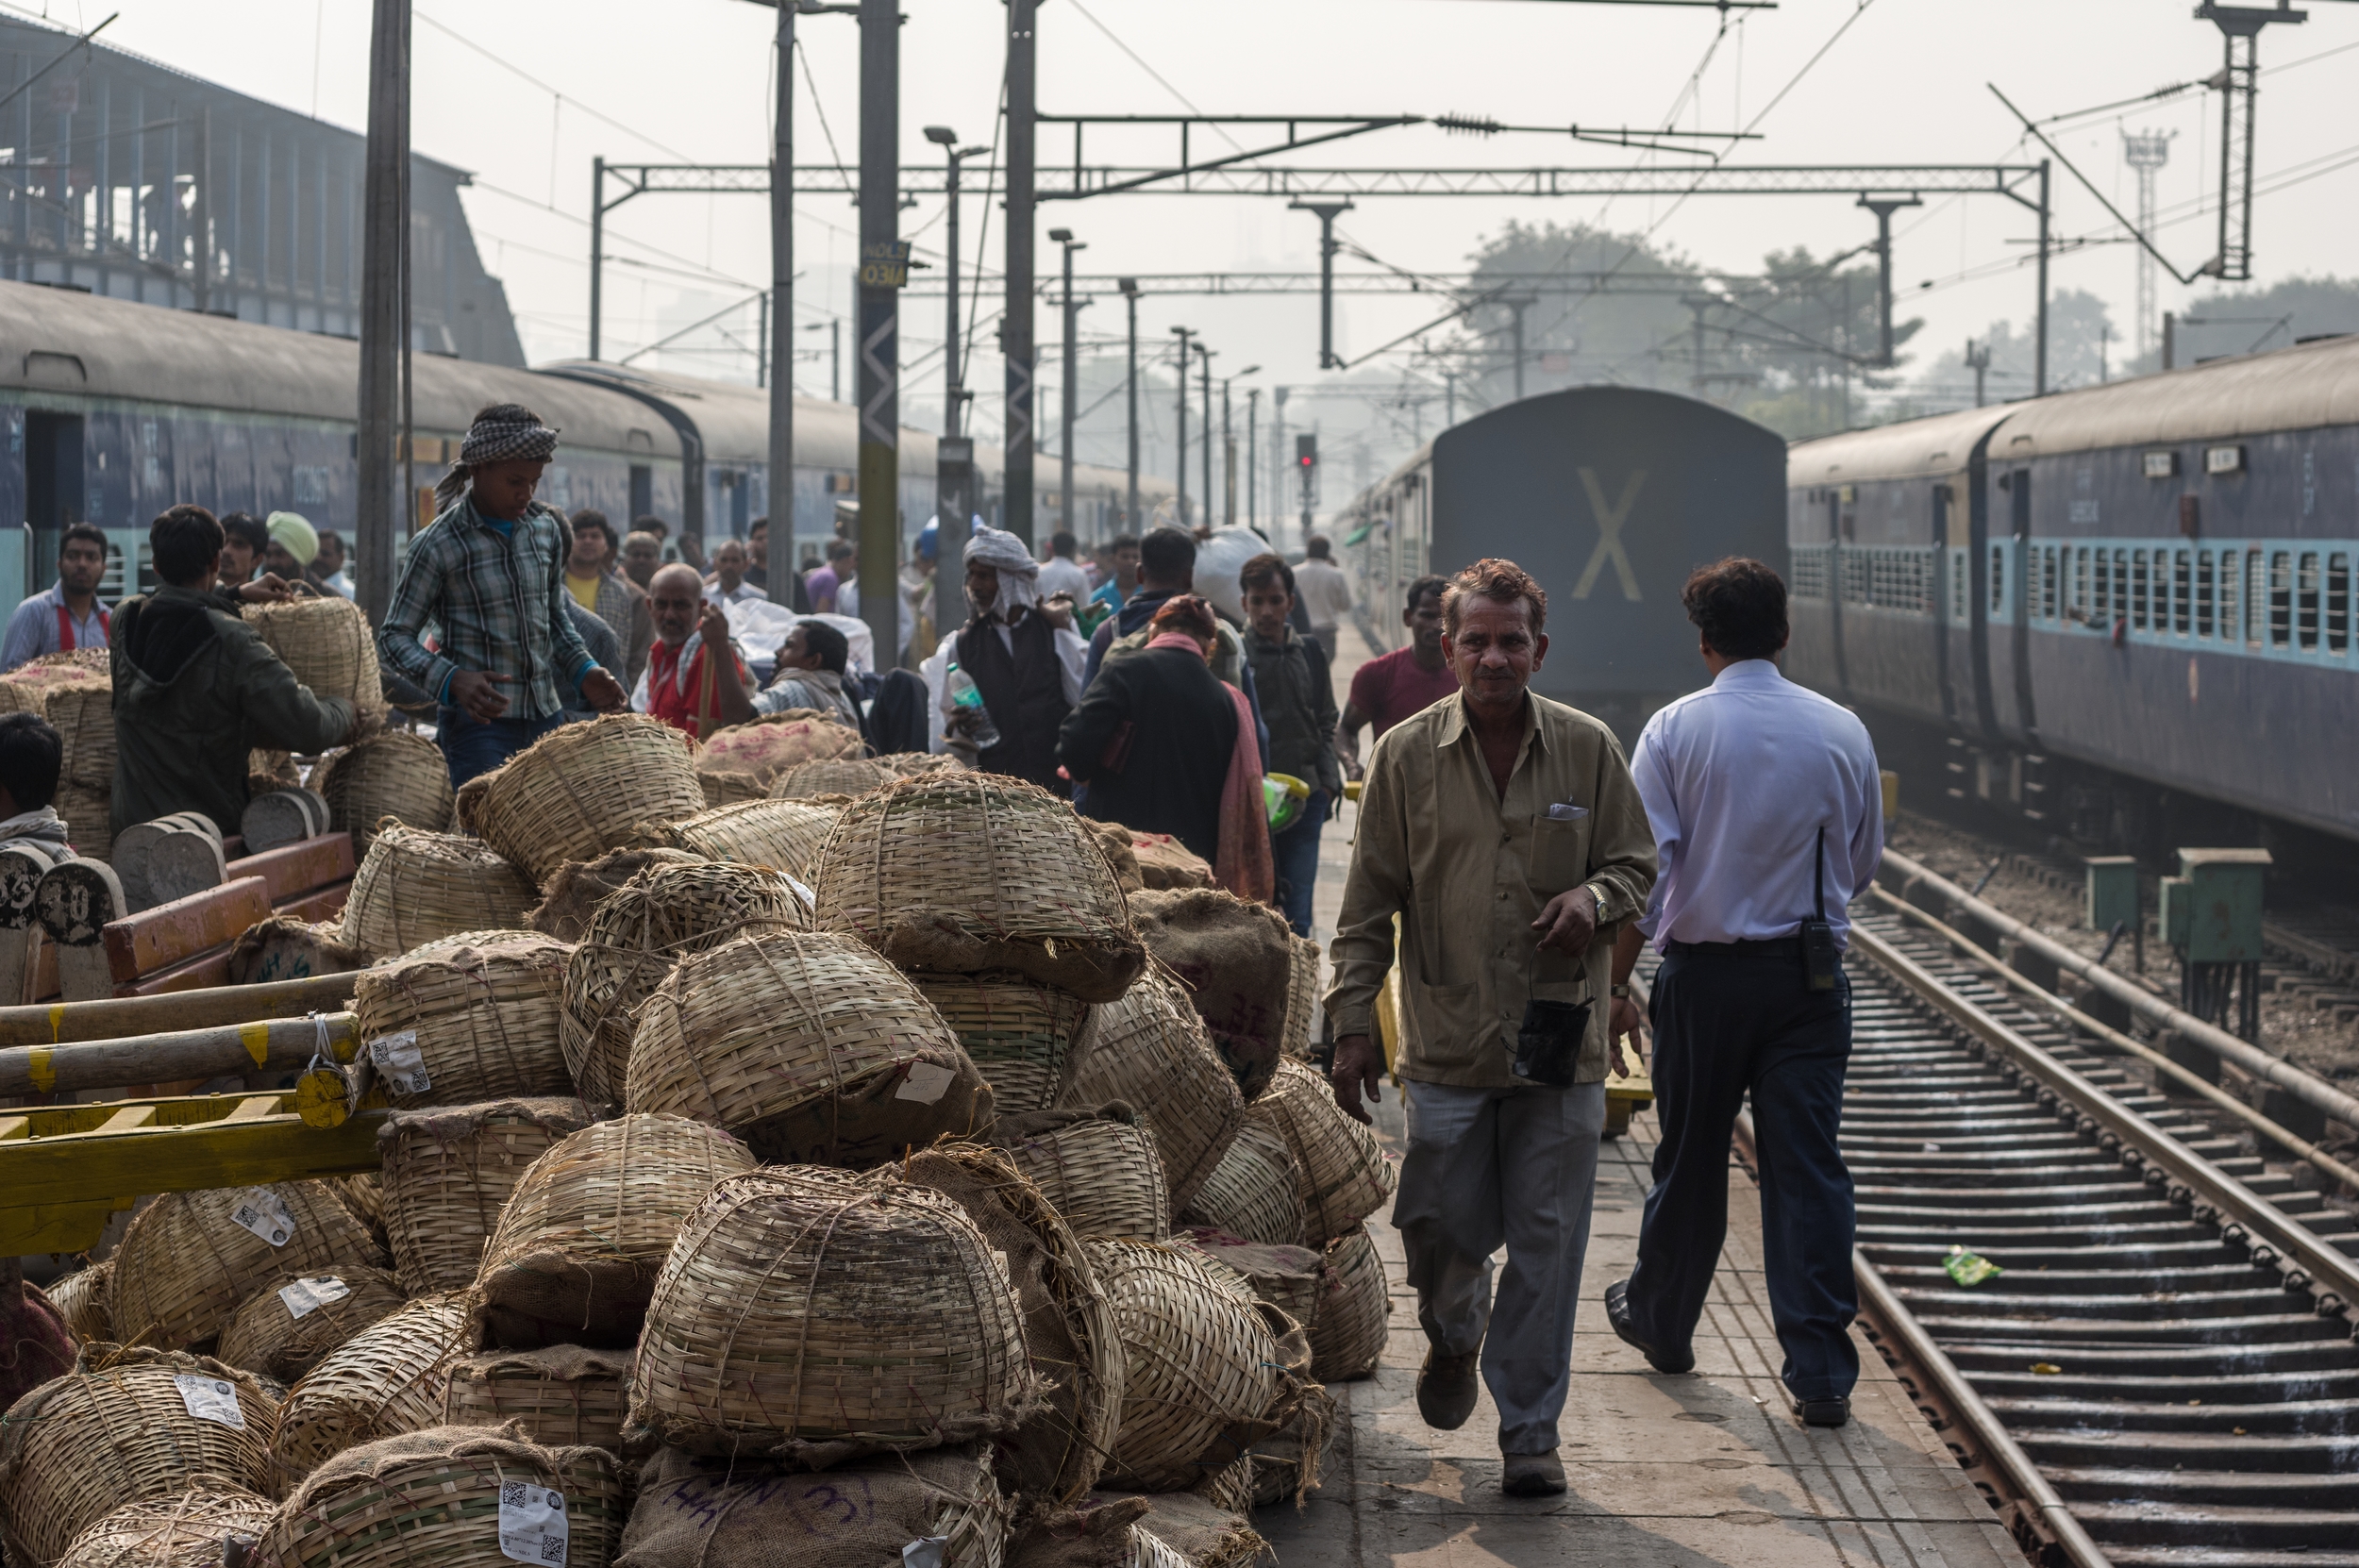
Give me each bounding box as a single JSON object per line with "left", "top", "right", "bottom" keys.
{"left": 1288, "top": 200, "right": 1354, "bottom": 370}
{"left": 1197, "top": 342, "right": 1214, "bottom": 533}
{"left": 1170, "top": 326, "right": 1194, "bottom": 527}
{"left": 589, "top": 156, "right": 603, "bottom": 359}
{"left": 2198, "top": 1, "right": 2304, "bottom": 283}
{"left": 1118, "top": 277, "right": 1140, "bottom": 528}
{"left": 2163, "top": 310, "right": 2177, "bottom": 372}
{"left": 764, "top": 0, "right": 794, "bottom": 553}
{"left": 1965, "top": 337, "right": 1992, "bottom": 408}
{"left": 2034, "top": 158, "right": 2050, "bottom": 396}
{"left": 1246, "top": 386, "right": 1260, "bottom": 531}
{"left": 1049, "top": 227, "right": 1086, "bottom": 542}
{"left": 355, "top": 0, "right": 408, "bottom": 624}
{"left": 924, "top": 127, "right": 970, "bottom": 438}
{"left": 1222, "top": 379, "right": 1234, "bottom": 529}
{"left": 757, "top": 292, "right": 770, "bottom": 387}
{"left": 1683, "top": 294, "right": 1712, "bottom": 399}
{"left": 1857, "top": 193, "right": 1921, "bottom": 367}
{"left": 2123, "top": 129, "right": 2174, "bottom": 364}
{"left": 926, "top": 125, "right": 979, "bottom": 643}
{"left": 1444, "top": 367, "right": 1458, "bottom": 428}
{"left": 1004, "top": 0, "right": 1037, "bottom": 544}
{"left": 1271, "top": 386, "right": 1288, "bottom": 543}
{"left": 831, "top": 318, "right": 841, "bottom": 400}
{"left": 854, "top": 0, "right": 900, "bottom": 666}
{"left": 1499, "top": 294, "right": 1535, "bottom": 402}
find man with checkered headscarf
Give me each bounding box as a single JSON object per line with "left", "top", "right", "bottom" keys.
{"left": 933, "top": 525, "right": 1086, "bottom": 791}
{"left": 378, "top": 403, "right": 628, "bottom": 785}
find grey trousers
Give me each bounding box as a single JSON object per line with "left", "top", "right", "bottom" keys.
{"left": 1394, "top": 1077, "right": 1607, "bottom": 1457}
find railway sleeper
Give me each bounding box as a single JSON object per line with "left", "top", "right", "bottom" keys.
{"left": 1986, "top": 1393, "right": 2359, "bottom": 1437}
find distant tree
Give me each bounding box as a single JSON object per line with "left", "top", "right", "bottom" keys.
{"left": 1440, "top": 221, "right": 1700, "bottom": 408}
{"left": 2132, "top": 274, "right": 2359, "bottom": 374}
{"left": 1913, "top": 289, "right": 2118, "bottom": 410}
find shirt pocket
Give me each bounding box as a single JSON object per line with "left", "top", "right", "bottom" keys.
{"left": 1528, "top": 813, "right": 1593, "bottom": 899}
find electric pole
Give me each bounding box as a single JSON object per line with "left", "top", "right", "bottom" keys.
{"left": 1050, "top": 227, "right": 1086, "bottom": 542}
{"left": 766, "top": 0, "right": 794, "bottom": 551}
{"left": 1271, "top": 386, "right": 1288, "bottom": 543}
{"left": 1004, "top": 0, "right": 1037, "bottom": 543}
{"left": 1170, "top": 326, "right": 1193, "bottom": 527}
{"left": 1246, "top": 386, "right": 1260, "bottom": 532}
{"left": 1499, "top": 294, "right": 1535, "bottom": 403}
{"left": 1857, "top": 193, "right": 1921, "bottom": 367}
{"left": 1965, "top": 337, "right": 1991, "bottom": 408}
{"left": 355, "top": 0, "right": 409, "bottom": 624}
{"left": 854, "top": 0, "right": 901, "bottom": 665}
{"left": 1119, "top": 277, "right": 1140, "bottom": 528}
{"left": 1197, "top": 342, "right": 1214, "bottom": 534}
{"left": 926, "top": 125, "right": 979, "bottom": 643}
{"left": 1222, "top": 378, "right": 1234, "bottom": 529}
{"left": 1289, "top": 199, "right": 1353, "bottom": 369}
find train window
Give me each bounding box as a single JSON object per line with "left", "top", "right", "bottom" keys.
{"left": 2299, "top": 553, "right": 2321, "bottom": 652}
{"left": 2249, "top": 550, "right": 2267, "bottom": 645}
{"left": 2094, "top": 551, "right": 2111, "bottom": 623}
{"left": 2331, "top": 554, "right": 2351, "bottom": 655}
{"left": 2042, "top": 548, "right": 2058, "bottom": 622}
{"left": 1990, "top": 545, "right": 2006, "bottom": 616}
{"left": 2196, "top": 551, "right": 2215, "bottom": 638}
{"left": 1951, "top": 548, "right": 1968, "bottom": 623}
{"left": 2132, "top": 551, "right": 2150, "bottom": 631}
{"left": 2219, "top": 551, "right": 2239, "bottom": 645}
{"left": 2172, "top": 550, "right": 2191, "bottom": 635}
{"left": 2074, "top": 547, "right": 2090, "bottom": 622}
{"left": 2269, "top": 553, "right": 2293, "bottom": 648}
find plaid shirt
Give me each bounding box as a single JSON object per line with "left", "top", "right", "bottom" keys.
{"left": 377, "top": 498, "right": 597, "bottom": 720}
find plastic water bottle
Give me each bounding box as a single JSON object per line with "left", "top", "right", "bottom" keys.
{"left": 945, "top": 661, "right": 1001, "bottom": 749}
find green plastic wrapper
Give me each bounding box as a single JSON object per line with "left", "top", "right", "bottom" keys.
{"left": 1945, "top": 1244, "right": 2003, "bottom": 1287}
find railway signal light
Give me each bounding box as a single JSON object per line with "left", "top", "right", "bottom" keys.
{"left": 1297, "top": 434, "right": 1317, "bottom": 470}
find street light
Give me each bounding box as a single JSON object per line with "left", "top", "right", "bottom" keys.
{"left": 1117, "top": 277, "right": 1141, "bottom": 530}
{"left": 1169, "top": 326, "right": 1195, "bottom": 527}
{"left": 1047, "top": 228, "right": 1088, "bottom": 542}
{"left": 1196, "top": 342, "right": 1215, "bottom": 535}
{"left": 1219, "top": 365, "right": 1260, "bottom": 530}
{"left": 926, "top": 125, "right": 986, "bottom": 642}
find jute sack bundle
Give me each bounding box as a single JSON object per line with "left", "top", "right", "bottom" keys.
{"left": 1126, "top": 831, "right": 1215, "bottom": 892}
{"left": 226, "top": 914, "right": 369, "bottom": 986}
{"left": 769, "top": 754, "right": 895, "bottom": 800}
{"left": 1002, "top": 1496, "right": 1154, "bottom": 1568}
{"left": 109, "top": 1180, "right": 386, "bottom": 1349}
{"left": 878, "top": 749, "right": 962, "bottom": 778}
{"left": 902, "top": 1143, "right": 1125, "bottom": 1510}
{"left": 0, "top": 1347, "right": 277, "bottom": 1565}
{"left": 694, "top": 767, "right": 767, "bottom": 809}
{"left": 628, "top": 1166, "right": 1038, "bottom": 1461}
{"left": 1245, "top": 1058, "right": 1397, "bottom": 1245}
{"left": 1083, "top": 821, "right": 1143, "bottom": 893}
{"left": 339, "top": 826, "right": 538, "bottom": 959}
{"left": 270, "top": 1293, "right": 473, "bottom": 1480}
{"left": 256, "top": 1426, "right": 625, "bottom": 1568}
{"left": 1058, "top": 972, "right": 1243, "bottom": 1213}
{"left": 311, "top": 728, "right": 455, "bottom": 852}
{"left": 243, "top": 594, "right": 384, "bottom": 718}
{"left": 1127, "top": 889, "right": 1298, "bottom": 1099}
{"left": 560, "top": 861, "right": 809, "bottom": 1104}
{"left": 1182, "top": 1235, "right": 1325, "bottom": 1335}
{"left": 55, "top": 1486, "right": 278, "bottom": 1568}
{"left": 617, "top": 1443, "right": 1009, "bottom": 1568}
{"left": 811, "top": 774, "right": 1146, "bottom": 1002}
{"left": 625, "top": 930, "right": 990, "bottom": 1167}
{"left": 214, "top": 1264, "right": 409, "bottom": 1382}
{"left": 1177, "top": 1120, "right": 1305, "bottom": 1249}
{"left": 379, "top": 1098, "right": 595, "bottom": 1295}
{"left": 526, "top": 847, "right": 702, "bottom": 943}
{"left": 473, "top": 1113, "right": 755, "bottom": 1348}
{"left": 698, "top": 709, "right": 864, "bottom": 784}
{"left": 1080, "top": 1241, "right": 1285, "bottom": 1493}
{"left": 471, "top": 714, "right": 704, "bottom": 887}
{"left": 1307, "top": 1225, "right": 1388, "bottom": 1383}
{"left": 915, "top": 971, "right": 1095, "bottom": 1115}
{"left": 1280, "top": 932, "right": 1321, "bottom": 1060}
{"left": 1116, "top": 1488, "right": 1267, "bottom": 1568}
{"left": 658, "top": 798, "right": 839, "bottom": 877}
{"left": 995, "top": 1106, "right": 1170, "bottom": 1242}
{"left": 1245, "top": 1384, "right": 1338, "bottom": 1509}
{"left": 443, "top": 1345, "right": 632, "bottom": 1450}
{"left": 352, "top": 931, "right": 574, "bottom": 1108}
{"left": 44, "top": 1261, "right": 111, "bottom": 1343}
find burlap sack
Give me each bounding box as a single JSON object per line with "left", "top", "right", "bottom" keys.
{"left": 226, "top": 915, "right": 369, "bottom": 985}
{"left": 618, "top": 1443, "right": 1010, "bottom": 1568}
{"left": 1246, "top": 1383, "right": 1337, "bottom": 1509}
{"left": 1101, "top": 1492, "right": 1266, "bottom": 1568}
{"left": 1085, "top": 821, "right": 1144, "bottom": 894}
{"left": 1127, "top": 832, "right": 1215, "bottom": 892}
{"left": 1006, "top": 1497, "right": 1153, "bottom": 1568}
{"left": 525, "top": 846, "right": 704, "bottom": 942}
{"left": 1126, "top": 889, "right": 1297, "bottom": 1099}
{"left": 697, "top": 709, "right": 865, "bottom": 783}
{"left": 442, "top": 1344, "right": 632, "bottom": 1450}
{"left": 1182, "top": 1233, "right": 1325, "bottom": 1335}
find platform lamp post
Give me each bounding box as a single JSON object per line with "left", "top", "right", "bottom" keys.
{"left": 926, "top": 125, "right": 988, "bottom": 642}
{"left": 1245, "top": 386, "right": 1261, "bottom": 532}
{"left": 1219, "top": 365, "right": 1259, "bottom": 530}
{"left": 1048, "top": 227, "right": 1087, "bottom": 546}
{"left": 1169, "top": 325, "right": 1195, "bottom": 527}
{"left": 1118, "top": 277, "right": 1141, "bottom": 529}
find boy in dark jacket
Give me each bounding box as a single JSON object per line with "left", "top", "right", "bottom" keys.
{"left": 1240, "top": 552, "right": 1342, "bottom": 937}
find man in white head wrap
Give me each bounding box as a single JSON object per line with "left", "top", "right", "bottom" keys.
{"left": 923, "top": 525, "right": 1086, "bottom": 788}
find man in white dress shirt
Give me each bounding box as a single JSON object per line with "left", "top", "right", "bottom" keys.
{"left": 1603, "top": 556, "right": 1882, "bottom": 1428}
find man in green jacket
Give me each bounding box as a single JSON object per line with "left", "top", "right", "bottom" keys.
{"left": 109, "top": 505, "right": 367, "bottom": 837}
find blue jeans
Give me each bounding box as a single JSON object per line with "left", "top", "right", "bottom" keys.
{"left": 436, "top": 708, "right": 571, "bottom": 789}
{"left": 1270, "top": 788, "right": 1329, "bottom": 938}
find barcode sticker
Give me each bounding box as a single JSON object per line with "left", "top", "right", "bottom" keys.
{"left": 227, "top": 1188, "right": 295, "bottom": 1248}
{"left": 368, "top": 1030, "right": 431, "bottom": 1095}
{"left": 895, "top": 1062, "right": 956, "bottom": 1105}
{"left": 174, "top": 1374, "right": 246, "bottom": 1429}
{"left": 498, "top": 1481, "right": 568, "bottom": 1567}
{"left": 278, "top": 1275, "right": 352, "bottom": 1320}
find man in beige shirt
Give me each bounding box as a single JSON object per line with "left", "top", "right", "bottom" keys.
{"left": 1326, "top": 557, "right": 1656, "bottom": 1498}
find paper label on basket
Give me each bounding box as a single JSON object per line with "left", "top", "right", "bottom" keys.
{"left": 498, "top": 1481, "right": 569, "bottom": 1567}
{"left": 174, "top": 1374, "right": 246, "bottom": 1429}
{"left": 227, "top": 1188, "right": 295, "bottom": 1248}
{"left": 901, "top": 1539, "right": 948, "bottom": 1568}
{"left": 278, "top": 1275, "right": 351, "bottom": 1319}
{"left": 367, "top": 1030, "right": 430, "bottom": 1095}
{"left": 895, "top": 1062, "right": 957, "bottom": 1105}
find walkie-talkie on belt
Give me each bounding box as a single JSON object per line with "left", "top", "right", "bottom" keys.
{"left": 1800, "top": 825, "right": 1840, "bottom": 992}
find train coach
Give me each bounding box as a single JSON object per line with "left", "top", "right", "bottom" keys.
{"left": 1786, "top": 331, "right": 2359, "bottom": 852}
{"left": 1336, "top": 384, "right": 1787, "bottom": 745}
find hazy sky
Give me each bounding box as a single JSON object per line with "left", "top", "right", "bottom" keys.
{"left": 47, "top": 0, "right": 2359, "bottom": 442}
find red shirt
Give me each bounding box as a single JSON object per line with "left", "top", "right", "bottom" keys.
{"left": 1347, "top": 644, "right": 1460, "bottom": 741}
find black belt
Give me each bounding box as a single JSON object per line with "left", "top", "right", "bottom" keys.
{"left": 1664, "top": 936, "right": 1805, "bottom": 958}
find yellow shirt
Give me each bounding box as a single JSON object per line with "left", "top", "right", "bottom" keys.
{"left": 565, "top": 571, "right": 602, "bottom": 611}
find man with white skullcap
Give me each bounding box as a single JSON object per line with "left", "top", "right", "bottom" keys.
{"left": 378, "top": 403, "right": 628, "bottom": 786}
{"left": 934, "top": 525, "right": 1086, "bottom": 790}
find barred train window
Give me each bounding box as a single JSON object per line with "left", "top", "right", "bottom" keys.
{"left": 2095, "top": 551, "right": 2112, "bottom": 622}
{"left": 2075, "top": 547, "right": 2089, "bottom": 622}
{"left": 2220, "top": 551, "right": 2239, "bottom": 645}
{"left": 2331, "top": 553, "right": 2351, "bottom": 656}
{"left": 1951, "top": 551, "right": 1968, "bottom": 623}
{"left": 2133, "top": 550, "right": 2150, "bottom": 631}
{"left": 2299, "top": 553, "right": 2320, "bottom": 652}
{"left": 2270, "top": 552, "right": 2293, "bottom": 648}
{"left": 2173, "top": 550, "right": 2192, "bottom": 635}
{"left": 2249, "top": 549, "right": 2267, "bottom": 646}
{"left": 2116, "top": 549, "right": 2130, "bottom": 626}
{"left": 1991, "top": 545, "right": 2006, "bottom": 615}
{"left": 2043, "top": 547, "right": 2059, "bottom": 621}
{"left": 2196, "top": 551, "right": 2215, "bottom": 638}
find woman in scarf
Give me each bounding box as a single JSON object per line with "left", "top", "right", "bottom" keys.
{"left": 1058, "top": 593, "right": 1273, "bottom": 901}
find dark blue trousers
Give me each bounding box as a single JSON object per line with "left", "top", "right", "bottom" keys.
{"left": 1626, "top": 940, "right": 1859, "bottom": 1402}
{"left": 436, "top": 708, "right": 571, "bottom": 789}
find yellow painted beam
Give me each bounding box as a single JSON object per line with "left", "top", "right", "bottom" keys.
{"left": 0, "top": 1107, "right": 389, "bottom": 1216}
{"left": 0, "top": 1198, "right": 133, "bottom": 1257}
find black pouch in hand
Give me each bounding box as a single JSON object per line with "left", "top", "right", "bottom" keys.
{"left": 1514, "top": 998, "right": 1593, "bottom": 1089}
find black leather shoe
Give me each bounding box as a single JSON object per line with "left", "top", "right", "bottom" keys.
{"left": 1791, "top": 1393, "right": 1851, "bottom": 1428}
{"left": 1416, "top": 1348, "right": 1481, "bottom": 1431}
{"left": 1604, "top": 1279, "right": 1694, "bottom": 1375}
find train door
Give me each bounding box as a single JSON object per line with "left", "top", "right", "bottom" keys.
{"left": 1826, "top": 490, "right": 1851, "bottom": 703}
{"left": 1932, "top": 482, "right": 1956, "bottom": 724}
{"left": 22, "top": 412, "right": 84, "bottom": 609}
{"left": 2005, "top": 466, "right": 2039, "bottom": 742}
{"left": 628, "top": 465, "right": 654, "bottom": 523}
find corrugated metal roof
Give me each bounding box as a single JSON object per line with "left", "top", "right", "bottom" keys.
{"left": 1785, "top": 403, "right": 2016, "bottom": 485}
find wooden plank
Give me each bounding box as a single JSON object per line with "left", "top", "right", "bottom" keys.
{"left": 96, "top": 1104, "right": 158, "bottom": 1133}
{"left": 0, "top": 1107, "right": 388, "bottom": 1210}
{"left": 0, "top": 1015, "right": 360, "bottom": 1097}
{"left": 101, "top": 877, "right": 270, "bottom": 986}
{"left": 0, "top": 974, "right": 359, "bottom": 1046}
{"left": 0, "top": 1116, "right": 26, "bottom": 1141}
{"left": 119, "top": 947, "right": 238, "bottom": 997}
{"left": 226, "top": 1094, "right": 282, "bottom": 1123}
{"left": 275, "top": 881, "right": 352, "bottom": 924}
{"left": 234, "top": 833, "right": 355, "bottom": 904}
{"left": 0, "top": 1197, "right": 133, "bottom": 1257}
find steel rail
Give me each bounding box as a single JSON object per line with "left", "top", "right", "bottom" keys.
{"left": 1879, "top": 846, "right": 2359, "bottom": 1136}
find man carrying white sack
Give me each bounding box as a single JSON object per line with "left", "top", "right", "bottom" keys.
{"left": 924, "top": 525, "right": 1085, "bottom": 792}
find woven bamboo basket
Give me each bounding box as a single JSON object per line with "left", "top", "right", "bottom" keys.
{"left": 214, "top": 1265, "right": 409, "bottom": 1383}
{"left": 311, "top": 730, "right": 456, "bottom": 852}
{"left": 624, "top": 929, "right": 990, "bottom": 1166}
{"left": 1246, "top": 1058, "right": 1397, "bottom": 1245}
{"left": 443, "top": 1345, "right": 632, "bottom": 1450}
{"left": 331, "top": 1174, "right": 390, "bottom": 1250}
{"left": 43, "top": 1261, "right": 111, "bottom": 1343}
{"left": 109, "top": 1180, "right": 388, "bottom": 1350}
{"left": 1082, "top": 1240, "right": 1282, "bottom": 1493}
{"left": 257, "top": 1426, "right": 625, "bottom": 1568}
{"left": 1308, "top": 1225, "right": 1388, "bottom": 1383}
{"left": 560, "top": 861, "right": 809, "bottom": 1104}
{"left": 352, "top": 931, "right": 575, "bottom": 1109}
{"left": 769, "top": 754, "right": 895, "bottom": 800}
{"left": 658, "top": 798, "right": 839, "bottom": 877}
{"left": 877, "top": 750, "right": 961, "bottom": 777}
{"left": 379, "top": 1099, "right": 594, "bottom": 1295}
{"left": 699, "top": 709, "right": 865, "bottom": 783}
{"left": 1280, "top": 933, "right": 1321, "bottom": 1059}
{"left": 339, "top": 826, "right": 539, "bottom": 959}
{"left": 628, "top": 1166, "right": 1037, "bottom": 1458}
{"left": 913, "top": 971, "right": 1093, "bottom": 1115}
{"left": 56, "top": 780, "right": 115, "bottom": 863}
{"left": 270, "top": 1293, "right": 474, "bottom": 1480}
{"left": 55, "top": 1486, "right": 279, "bottom": 1568}
{"left": 1178, "top": 1120, "right": 1306, "bottom": 1249}
{"left": 525, "top": 846, "right": 703, "bottom": 943}
{"left": 1129, "top": 1494, "right": 1266, "bottom": 1568}
{"left": 0, "top": 1348, "right": 278, "bottom": 1566}
{"left": 811, "top": 773, "right": 1146, "bottom": 1001}
{"left": 0, "top": 655, "right": 115, "bottom": 859}
{"left": 622, "top": 1443, "right": 1006, "bottom": 1568}
{"left": 1059, "top": 971, "right": 1245, "bottom": 1212}
{"left": 243, "top": 595, "right": 384, "bottom": 717}
{"left": 1196, "top": 1452, "right": 1257, "bottom": 1514}
{"left": 473, "top": 1113, "right": 755, "bottom": 1348}
{"left": 471, "top": 714, "right": 704, "bottom": 886}
{"left": 999, "top": 1107, "right": 1170, "bottom": 1242}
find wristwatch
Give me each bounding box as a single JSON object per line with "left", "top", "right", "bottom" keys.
{"left": 1610, "top": 984, "right": 1631, "bottom": 999}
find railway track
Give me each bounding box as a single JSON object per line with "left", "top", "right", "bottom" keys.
{"left": 1673, "top": 907, "right": 2359, "bottom": 1568}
